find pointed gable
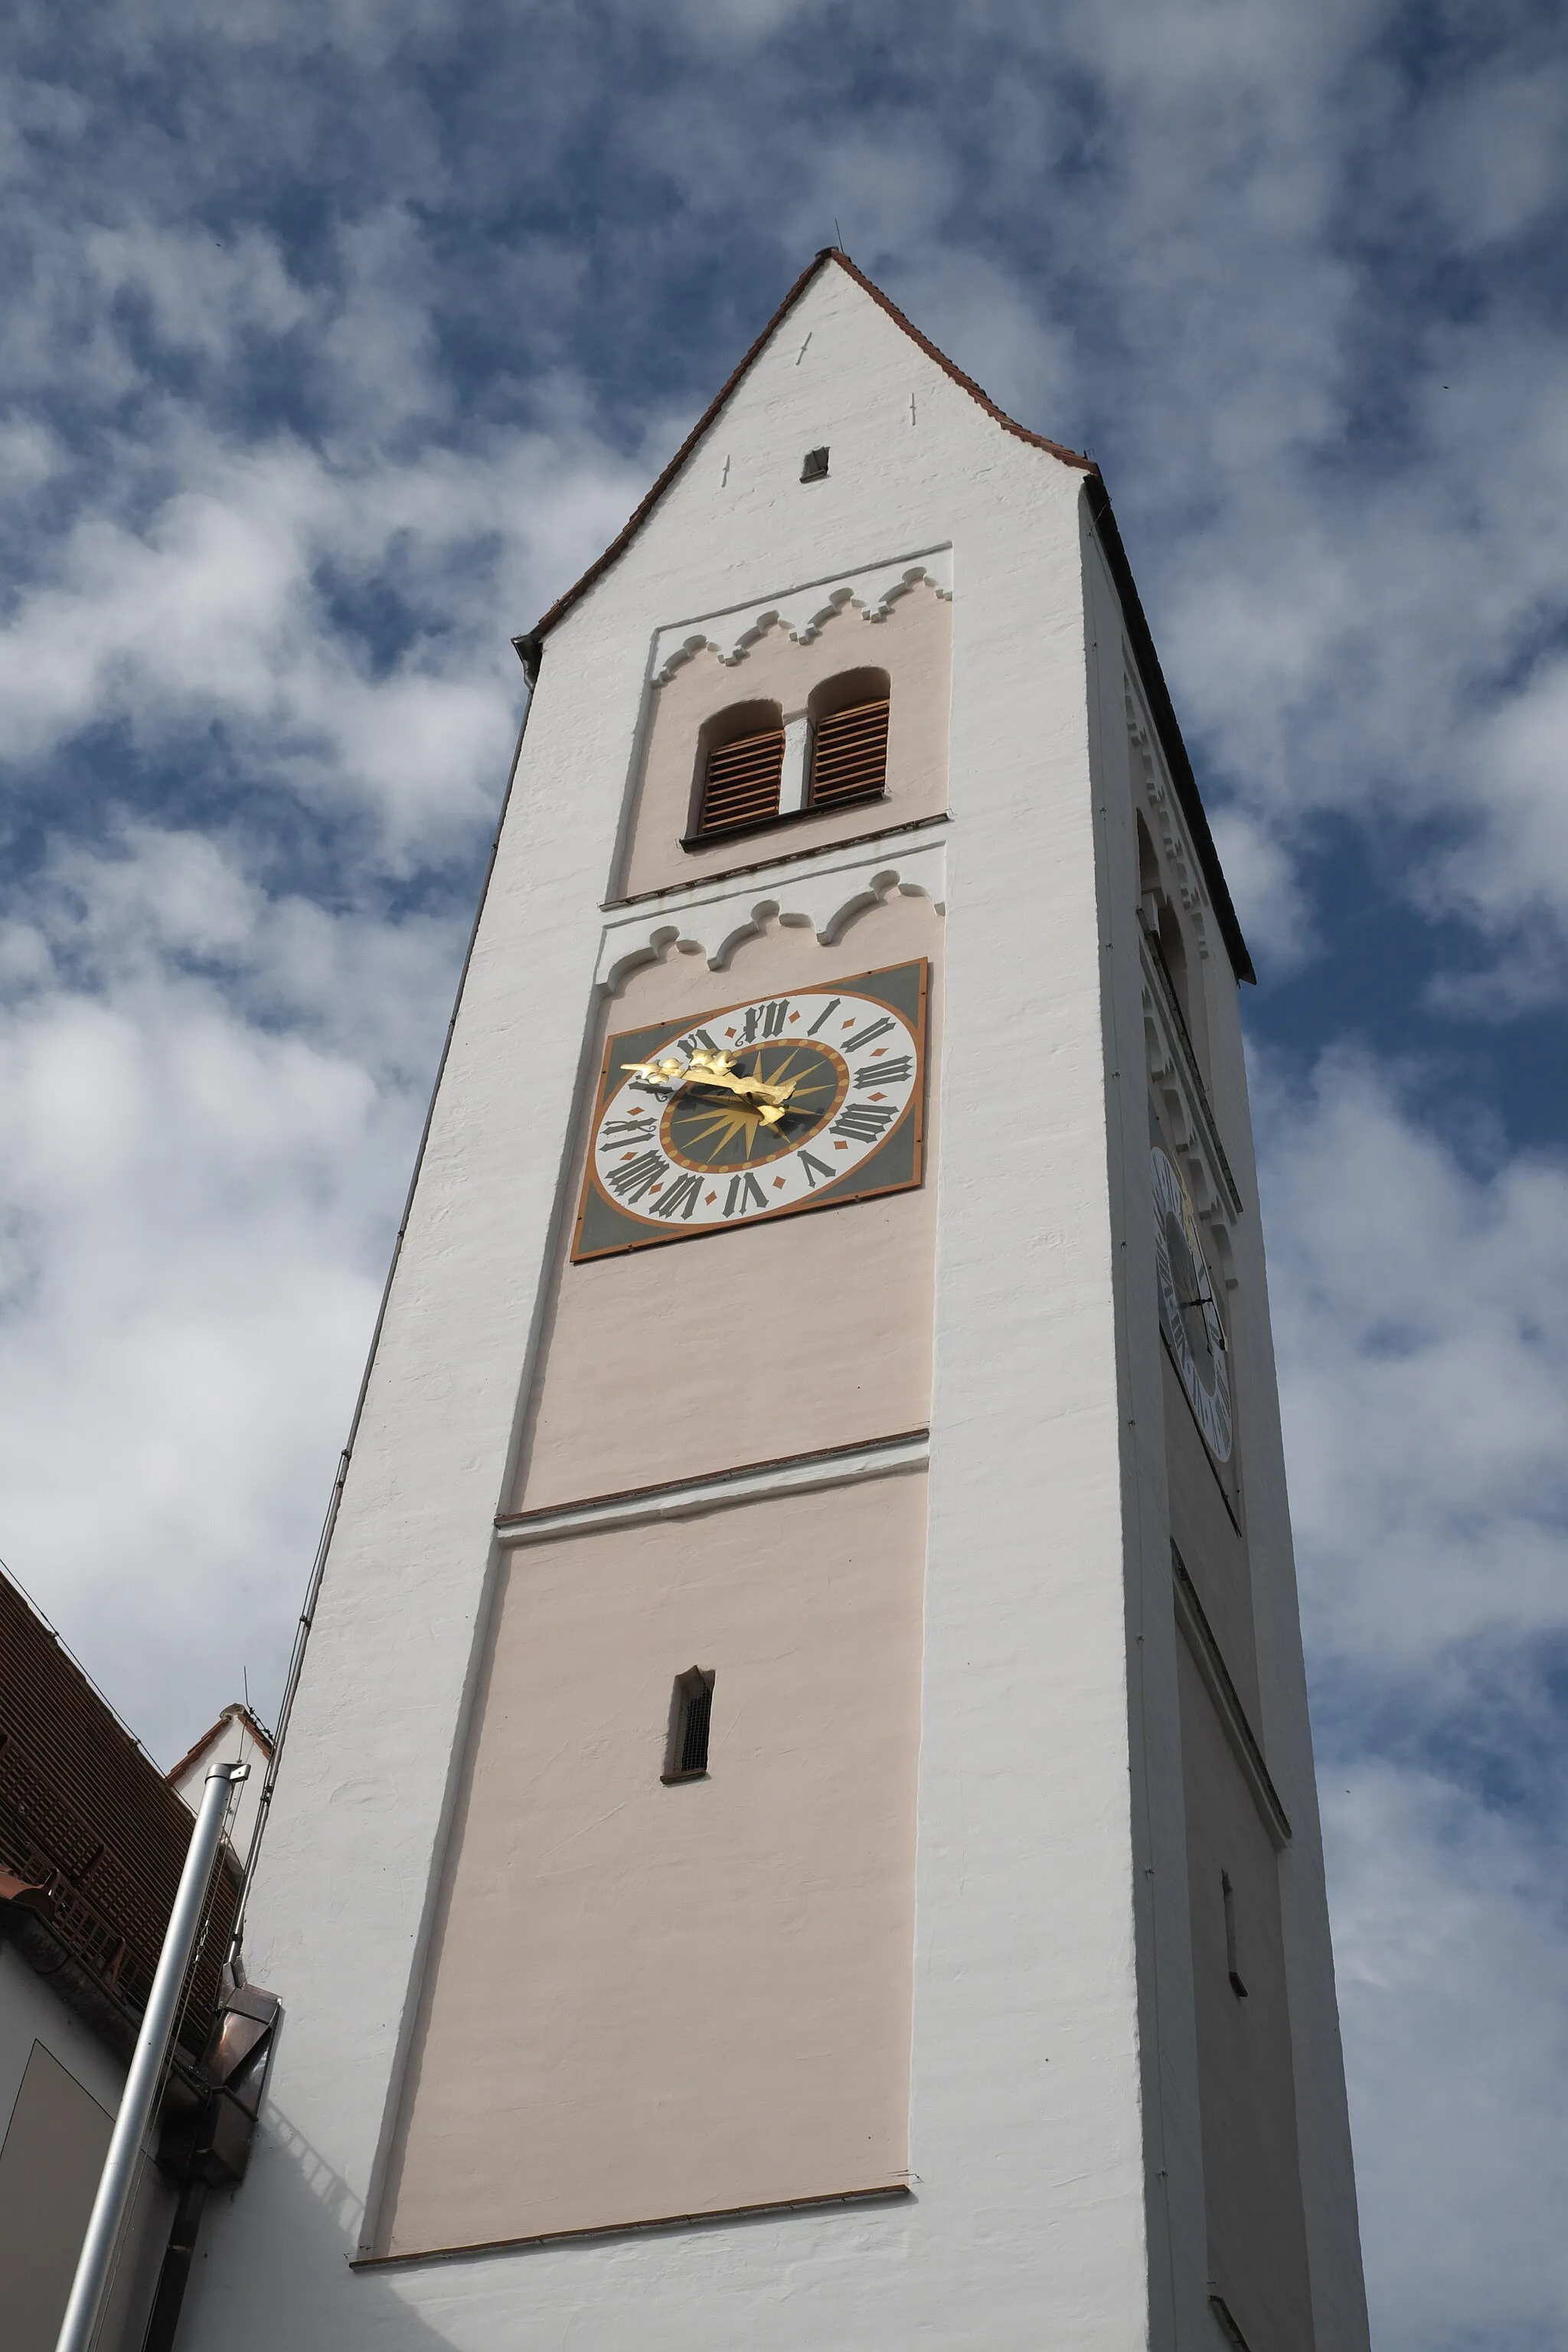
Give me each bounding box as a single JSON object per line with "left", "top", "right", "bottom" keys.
{"left": 523, "top": 249, "right": 1094, "bottom": 657}
{"left": 518, "top": 248, "right": 1252, "bottom": 984}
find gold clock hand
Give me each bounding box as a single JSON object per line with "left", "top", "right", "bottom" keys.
{"left": 623, "top": 1047, "right": 799, "bottom": 1115}
{"left": 684, "top": 1047, "right": 796, "bottom": 1108}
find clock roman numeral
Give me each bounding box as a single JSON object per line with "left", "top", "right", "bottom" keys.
{"left": 797, "top": 1150, "right": 835, "bottom": 1189}
{"left": 605, "top": 1149, "right": 668, "bottom": 1203}
{"left": 830, "top": 1102, "right": 900, "bottom": 1144}
{"left": 724, "top": 1172, "right": 769, "bottom": 1217}
{"left": 601, "top": 1115, "right": 655, "bottom": 1144}
{"left": 855, "top": 1055, "right": 911, "bottom": 1088}
{"left": 740, "top": 998, "right": 791, "bottom": 1044}
{"left": 648, "top": 1171, "right": 705, "bottom": 1221}
{"left": 675, "top": 1027, "right": 720, "bottom": 1057}
{"left": 805, "top": 998, "right": 841, "bottom": 1037}
{"left": 839, "top": 1014, "right": 897, "bottom": 1054}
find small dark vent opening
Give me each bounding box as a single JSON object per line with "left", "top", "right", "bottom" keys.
{"left": 663, "top": 1668, "right": 715, "bottom": 1782}
{"left": 800, "top": 446, "right": 830, "bottom": 482}
{"left": 1222, "top": 1870, "right": 1248, "bottom": 1999}
{"left": 697, "top": 729, "right": 785, "bottom": 836}
{"left": 808, "top": 697, "right": 890, "bottom": 808}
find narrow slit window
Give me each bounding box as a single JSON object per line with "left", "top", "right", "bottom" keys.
{"left": 1221, "top": 1870, "right": 1248, "bottom": 1998}
{"left": 696, "top": 725, "right": 785, "bottom": 837}
{"left": 662, "top": 1668, "right": 715, "bottom": 1782}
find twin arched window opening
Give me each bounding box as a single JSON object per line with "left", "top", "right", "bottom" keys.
{"left": 691, "top": 668, "right": 890, "bottom": 841}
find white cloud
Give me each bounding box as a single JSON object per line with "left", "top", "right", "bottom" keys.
{"left": 1328, "top": 1766, "right": 1568, "bottom": 2352}
{"left": 0, "top": 416, "right": 645, "bottom": 854}
{"left": 1414, "top": 60, "right": 1568, "bottom": 250}
{"left": 1259, "top": 1046, "right": 1568, "bottom": 1674}
{"left": 0, "top": 823, "right": 464, "bottom": 1759}
{"left": 1206, "top": 803, "right": 1316, "bottom": 968}
{"left": 83, "top": 220, "right": 313, "bottom": 358}
{"left": 1439, "top": 652, "right": 1568, "bottom": 932}
{"left": 1252, "top": 1044, "right": 1568, "bottom": 2343}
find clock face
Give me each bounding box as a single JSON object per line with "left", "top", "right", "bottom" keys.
{"left": 1152, "top": 1143, "right": 1233, "bottom": 1465}
{"left": 573, "top": 961, "right": 927, "bottom": 1259}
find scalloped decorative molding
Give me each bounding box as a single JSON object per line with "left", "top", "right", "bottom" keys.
{"left": 1127, "top": 675, "right": 1210, "bottom": 962}
{"left": 650, "top": 546, "right": 953, "bottom": 686}
{"left": 593, "top": 835, "right": 947, "bottom": 995}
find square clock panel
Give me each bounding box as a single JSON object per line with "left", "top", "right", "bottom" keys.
{"left": 572, "top": 959, "right": 929, "bottom": 1260}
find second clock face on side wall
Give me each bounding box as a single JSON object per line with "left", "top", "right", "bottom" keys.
{"left": 573, "top": 960, "right": 928, "bottom": 1259}
{"left": 1152, "top": 1140, "right": 1233, "bottom": 1466}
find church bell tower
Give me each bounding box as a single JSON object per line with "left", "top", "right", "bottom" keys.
{"left": 182, "top": 251, "right": 1370, "bottom": 2352}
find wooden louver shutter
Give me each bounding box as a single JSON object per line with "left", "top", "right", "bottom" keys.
{"left": 697, "top": 727, "right": 786, "bottom": 835}
{"left": 808, "top": 697, "right": 890, "bottom": 808}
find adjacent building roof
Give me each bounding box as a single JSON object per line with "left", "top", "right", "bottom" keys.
{"left": 519, "top": 248, "right": 1252, "bottom": 983}
{"left": 165, "top": 1704, "right": 275, "bottom": 1790}
{"left": 0, "top": 1566, "right": 238, "bottom": 2062}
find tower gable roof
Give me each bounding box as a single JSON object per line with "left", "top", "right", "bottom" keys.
{"left": 521, "top": 249, "right": 1253, "bottom": 984}
{"left": 526, "top": 248, "right": 1093, "bottom": 652}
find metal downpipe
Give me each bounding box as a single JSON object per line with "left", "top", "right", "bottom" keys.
{"left": 53, "top": 1759, "right": 247, "bottom": 2352}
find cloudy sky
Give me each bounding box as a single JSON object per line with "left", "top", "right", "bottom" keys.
{"left": 2, "top": 3, "right": 1564, "bottom": 2344}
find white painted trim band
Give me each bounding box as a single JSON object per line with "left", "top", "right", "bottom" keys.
{"left": 496, "top": 1431, "right": 930, "bottom": 1545}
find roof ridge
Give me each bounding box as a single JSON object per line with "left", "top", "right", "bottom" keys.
{"left": 165, "top": 1701, "right": 276, "bottom": 1788}
{"left": 826, "top": 247, "right": 1096, "bottom": 474}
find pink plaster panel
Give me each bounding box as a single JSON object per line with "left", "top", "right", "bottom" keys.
{"left": 619, "top": 580, "right": 951, "bottom": 900}
{"left": 381, "top": 1468, "right": 927, "bottom": 2253}
{"left": 511, "top": 893, "right": 941, "bottom": 1514}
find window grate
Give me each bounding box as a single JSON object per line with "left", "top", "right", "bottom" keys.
{"left": 808, "top": 697, "right": 890, "bottom": 808}
{"left": 679, "top": 1681, "right": 711, "bottom": 1775}
{"left": 697, "top": 729, "right": 785, "bottom": 836}
{"left": 663, "top": 1668, "right": 715, "bottom": 1782}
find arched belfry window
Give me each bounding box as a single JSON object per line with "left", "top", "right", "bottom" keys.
{"left": 807, "top": 668, "right": 890, "bottom": 810}
{"left": 693, "top": 701, "right": 785, "bottom": 838}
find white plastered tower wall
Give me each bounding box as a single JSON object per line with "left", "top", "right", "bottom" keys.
{"left": 178, "top": 254, "right": 1367, "bottom": 2350}
{"left": 1081, "top": 524, "right": 1370, "bottom": 2352}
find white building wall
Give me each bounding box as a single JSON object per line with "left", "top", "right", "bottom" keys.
{"left": 0, "top": 1942, "right": 126, "bottom": 2165}
{"left": 1082, "top": 528, "right": 1214, "bottom": 2352}
{"left": 1193, "top": 964, "right": 1371, "bottom": 2350}
{"left": 179, "top": 258, "right": 1359, "bottom": 2350}
{"left": 1083, "top": 523, "right": 1370, "bottom": 2352}
{"left": 0, "top": 1944, "right": 175, "bottom": 2352}
{"left": 168, "top": 1713, "right": 272, "bottom": 1867}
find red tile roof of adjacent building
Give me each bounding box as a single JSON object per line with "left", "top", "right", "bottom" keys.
{"left": 165, "top": 1703, "right": 275, "bottom": 1789}
{"left": 0, "top": 1566, "right": 238, "bottom": 2057}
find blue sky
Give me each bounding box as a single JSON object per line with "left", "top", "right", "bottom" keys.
{"left": 2, "top": 5, "right": 1565, "bottom": 2346}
